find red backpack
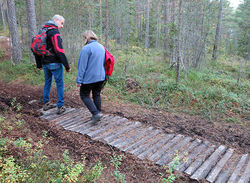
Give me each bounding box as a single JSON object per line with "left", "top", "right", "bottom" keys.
{"left": 103, "top": 46, "right": 115, "bottom": 77}
{"left": 30, "top": 27, "right": 54, "bottom": 56}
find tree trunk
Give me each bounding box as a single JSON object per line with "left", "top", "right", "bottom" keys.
{"left": 19, "top": 14, "right": 24, "bottom": 50}
{"left": 170, "top": 0, "right": 176, "bottom": 66}
{"left": 6, "top": 0, "right": 22, "bottom": 64}
{"left": 138, "top": 0, "right": 143, "bottom": 44}
{"left": 247, "top": 32, "right": 250, "bottom": 61}
{"left": 105, "top": 0, "right": 109, "bottom": 47}
{"left": 163, "top": 0, "right": 169, "bottom": 58}
{"left": 0, "top": 0, "right": 6, "bottom": 31}
{"left": 237, "top": 58, "right": 243, "bottom": 84}
{"left": 38, "top": 0, "right": 43, "bottom": 28}
{"left": 212, "top": 0, "right": 223, "bottom": 62}
{"left": 145, "top": 0, "right": 149, "bottom": 48}
{"left": 99, "top": 0, "right": 102, "bottom": 41}
{"left": 26, "top": 0, "right": 37, "bottom": 63}
{"left": 176, "top": 0, "right": 183, "bottom": 84}
{"left": 155, "top": 0, "right": 161, "bottom": 48}
{"left": 87, "top": 4, "right": 92, "bottom": 28}
{"left": 115, "top": 0, "right": 122, "bottom": 46}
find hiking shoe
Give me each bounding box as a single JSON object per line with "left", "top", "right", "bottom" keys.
{"left": 91, "top": 113, "right": 103, "bottom": 124}
{"left": 57, "top": 106, "right": 66, "bottom": 115}
{"left": 43, "top": 102, "right": 57, "bottom": 111}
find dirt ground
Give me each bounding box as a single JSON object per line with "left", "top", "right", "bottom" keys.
{"left": 0, "top": 80, "right": 249, "bottom": 183}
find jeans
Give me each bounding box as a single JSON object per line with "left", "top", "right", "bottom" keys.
{"left": 80, "top": 81, "right": 104, "bottom": 115}
{"left": 42, "top": 63, "right": 64, "bottom": 108}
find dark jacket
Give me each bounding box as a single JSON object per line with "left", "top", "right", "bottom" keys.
{"left": 34, "top": 21, "right": 70, "bottom": 71}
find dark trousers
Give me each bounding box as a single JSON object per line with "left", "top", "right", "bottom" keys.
{"left": 80, "top": 81, "right": 104, "bottom": 115}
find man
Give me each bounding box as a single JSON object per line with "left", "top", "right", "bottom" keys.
{"left": 34, "top": 15, "right": 70, "bottom": 114}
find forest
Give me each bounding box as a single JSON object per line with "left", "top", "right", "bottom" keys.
{"left": 0, "top": 0, "right": 249, "bottom": 182}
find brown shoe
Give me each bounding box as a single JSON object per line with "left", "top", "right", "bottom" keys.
{"left": 57, "top": 106, "right": 66, "bottom": 115}
{"left": 43, "top": 102, "right": 57, "bottom": 111}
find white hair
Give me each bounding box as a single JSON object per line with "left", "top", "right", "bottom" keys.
{"left": 52, "top": 15, "right": 65, "bottom": 22}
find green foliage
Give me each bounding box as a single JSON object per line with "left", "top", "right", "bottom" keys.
{"left": 0, "top": 59, "right": 44, "bottom": 84}
{"left": 160, "top": 154, "right": 180, "bottom": 183}
{"left": 106, "top": 47, "right": 249, "bottom": 123}
{"left": 110, "top": 154, "right": 126, "bottom": 183}
{"left": 0, "top": 107, "right": 105, "bottom": 183}
{"left": 0, "top": 59, "right": 78, "bottom": 91}
{"left": 0, "top": 156, "right": 29, "bottom": 183}
{"left": 83, "top": 161, "right": 105, "bottom": 182}
{"left": 0, "top": 46, "right": 5, "bottom": 59}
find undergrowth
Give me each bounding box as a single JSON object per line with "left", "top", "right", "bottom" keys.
{"left": 0, "top": 46, "right": 249, "bottom": 124}
{"left": 0, "top": 99, "right": 105, "bottom": 183}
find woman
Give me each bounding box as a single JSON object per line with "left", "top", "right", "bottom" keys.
{"left": 76, "top": 30, "right": 106, "bottom": 123}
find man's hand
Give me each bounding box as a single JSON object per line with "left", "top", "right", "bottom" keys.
{"left": 76, "top": 83, "right": 81, "bottom": 87}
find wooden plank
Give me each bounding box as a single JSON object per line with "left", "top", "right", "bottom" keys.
{"left": 156, "top": 137, "right": 192, "bottom": 165}
{"left": 138, "top": 134, "right": 175, "bottom": 160}
{"left": 130, "top": 133, "right": 165, "bottom": 156}
{"left": 109, "top": 126, "right": 146, "bottom": 147}
{"left": 85, "top": 116, "right": 123, "bottom": 137}
{"left": 238, "top": 158, "right": 250, "bottom": 183}
{"left": 42, "top": 108, "right": 76, "bottom": 120}
{"left": 60, "top": 114, "right": 91, "bottom": 129}
{"left": 93, "top": 119, "right": 131, "bottom": 140}
{"left": 214, "top": 154, "right": 240, "bottom": 183}
{"left": 62, "top": 113, "right": 92, "bottom": 128}
{"left": 69, "top": 119, "right": 94, "bottom": 133}
{"left": 177, "top": 141, "right": 210, "bottom": 172}
{"left": 52, "top": 108, "right": 82, "bottom": 121}
{"left": 184, "top": 144, "right": 216, "bottom": 175}
{"left": 53, "top": 109, "right": 84, "bottom": 123}
{"left": 215, "top": 170, "right": 230, "bottom": 183}
{"left": 114, "top": 127, "right": 154, "bottom": 150}
{"left": 77, "top": 122, "right": 97, "bottom": 134}
{"left": 104, "top": 122, "right": 142, "bottom": 143}
{"left": 81, "top": 116, "right": 119, "bottom": 134}
{"left": 97, "top": 121, "right": 133, "bottom": 141}
{"left": 190, "top": 145, "right": 227, "bottom": 180}
{"left": 206, "top": 148, "right": 234, "bottom": 183}
{"left": 168, "top": 138, "right": 202, "bottom": 167}
{"left": 227, "top": 154, "right": 248, "bottom": 183}
{"left": 122, "top": 129, "right": 162, "bottom": 152}
{"left": 149, "top": 134, "right": 183, "bottom": 162}
{"left": 57, "top": 110, "right": 90, "bottom": 126}
{"left": 64, "top": 116, "right": 93, "bottom": 130}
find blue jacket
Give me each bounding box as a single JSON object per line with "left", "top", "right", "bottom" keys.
{"left": 76, "top": 40, "right": 106, "bottom": 84}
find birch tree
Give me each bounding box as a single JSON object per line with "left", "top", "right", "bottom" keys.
{"left": 6, "top": 0, "right": 22, "bottom": 64}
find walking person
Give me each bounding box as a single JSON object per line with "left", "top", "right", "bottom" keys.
{"left": 34, "top": 15, "right": 71, "bottom": 114}
{"left": 76, "top": 30, "right": 105, "bottom": 123}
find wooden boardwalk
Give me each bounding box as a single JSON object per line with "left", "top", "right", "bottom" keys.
{"left": 41, "top": 107, "right": 250, "bottom": 183}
